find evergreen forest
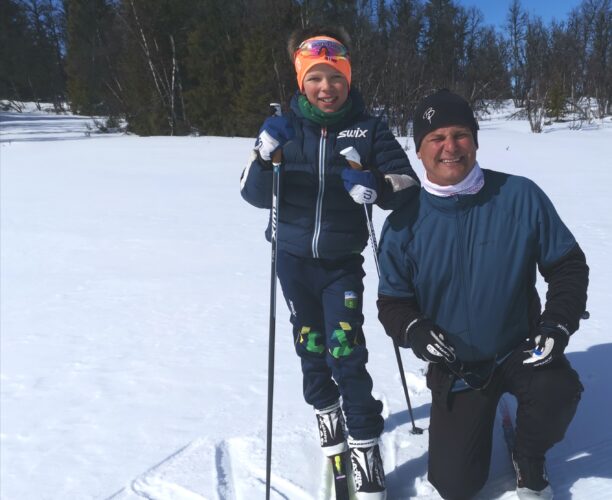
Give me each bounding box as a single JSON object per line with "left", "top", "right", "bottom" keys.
{"left": 1, "top": 0, "right": 610, "bottom": 135}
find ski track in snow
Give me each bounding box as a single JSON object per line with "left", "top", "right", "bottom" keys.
{"left": 105, "top": 391, "right": 436, "bottom": 499}
{"left": 108, "top": 433, "right": 359, "bottom": 499}
{"left": 107, "top": 439, "right": 214, "bottom": 499}
{"left": 214, "top": 441, "right": 233, "bottom": 500}
{"left": 107, "top": 435, "right": 320, "bottom": 499}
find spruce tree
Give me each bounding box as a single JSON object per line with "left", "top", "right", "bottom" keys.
{"left": 232, "top": 29, "right": 279, "bottom": 137}
{"left": 0, "top": 0, "right": 33, "bottom": 100}
{"left": 65, "top": 0, "right": 117, "bottom": 115}
{"left": 183, "top": 0, "right": 243, "bottom": 136}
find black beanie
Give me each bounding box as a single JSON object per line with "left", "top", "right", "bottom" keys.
{"left": 413, "top": 89, "right": 479, "bottom": 152}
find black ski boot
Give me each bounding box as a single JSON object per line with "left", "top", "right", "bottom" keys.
{"left": 512, "top": 451, "right": 553, "bottom": 499}
{"left": 315, "top": 401, "right": 348, "bottom": 456}
{"left": 348, "top": 437, "right": 386, "bottom": 499}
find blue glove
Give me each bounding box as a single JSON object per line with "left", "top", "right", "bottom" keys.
{"left": 523, "top": 321, "right": 570, "bottom": 367}
{"left": 341, "top": 168, "right": 381, "bottom": 204}
{"left": 254, "top": 116, "right": 294, "bottom": 162}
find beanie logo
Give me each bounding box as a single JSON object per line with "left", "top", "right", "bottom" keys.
{"left": 423, "top": 107, "right": 435, "bottom": 123}
{"left": 338, "top": 128, "right": 367, "bottom": 139}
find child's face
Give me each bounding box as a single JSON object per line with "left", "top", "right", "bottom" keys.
{"left": 302, "top": 64, "right": 349, "bottom": 113}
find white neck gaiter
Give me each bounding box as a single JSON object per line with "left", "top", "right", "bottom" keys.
{"left": 423, "top": 162, "right": 484, "bottom": 197}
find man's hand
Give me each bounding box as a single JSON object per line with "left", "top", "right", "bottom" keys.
{"left": 254, "top": 116, "right": 294, "bottom": 162}
{"left": 401, "top": 318, "right": 457, "bottom": 364}
{"left": 341, "top": 168, "right": 381, "bottom": 204}
{"left": 523, "top": 321, "right": 570, "bottom": 367}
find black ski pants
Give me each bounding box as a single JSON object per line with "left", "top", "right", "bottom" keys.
{"left": 426, "top": 343, "right": 583, "bottom": 500}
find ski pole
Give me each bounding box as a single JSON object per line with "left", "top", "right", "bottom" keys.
{"left": 340, "top": 147, "right": 424, "bottom": 435}
{"left": 265, "top": 103, "right": 282, "bottom": 500}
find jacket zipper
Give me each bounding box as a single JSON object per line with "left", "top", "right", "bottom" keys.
{"left": 312, "top": 127, "right": 327, "bottom": 258}
{"left": 454, "top": 198, "right": 475, "bottom": 358}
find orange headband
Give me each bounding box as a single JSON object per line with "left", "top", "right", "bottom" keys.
{"left": 294, "top": 36, "right": 352, "bottom": 91}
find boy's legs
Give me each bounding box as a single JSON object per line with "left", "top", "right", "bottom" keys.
{"left": 277, "top": 251, "right": 340, "bottom": 409}
{"left": 321, "top": 254, "right": 386, "bottom": 495}
{"left": 321, "top": 254, "right": 383, "bottom": 440}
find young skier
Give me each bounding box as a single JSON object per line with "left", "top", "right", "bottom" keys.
{"left": 377, "top": 89, "right": 589, "bottom": 499}
{"left": 240, "top": 25, "right": 419, "bottom": 497}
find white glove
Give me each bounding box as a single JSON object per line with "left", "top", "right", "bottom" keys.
{"left": 254, "top": 130, "right": 280, "bottom": 162}
{"left": 254, "top": 116, "right": 294, "bottom": 162}
{"left": 341, "top": 168, "right": 380, "bottom": 204}
{"left": 348, "top": 185, "right": 378, "bottom": 204}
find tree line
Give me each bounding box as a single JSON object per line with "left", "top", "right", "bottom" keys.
{"left": 1, "top": 0, "right": 610, "bottom": 135}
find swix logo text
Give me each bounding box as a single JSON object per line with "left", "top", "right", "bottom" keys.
{"left": 338, "top": 128, "right": 367, "bottom": 139}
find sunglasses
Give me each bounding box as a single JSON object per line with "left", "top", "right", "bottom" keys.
{"left": 295, "top": 39, "right": 350, "bottom": 60}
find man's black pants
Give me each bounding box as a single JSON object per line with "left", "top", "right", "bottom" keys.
{"left": 426, "top": 344, "right": 583, "bottom": 500}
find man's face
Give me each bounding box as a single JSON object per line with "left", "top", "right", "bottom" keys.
{"left": 417, "top": 125, "right": 477, "bottom": 186}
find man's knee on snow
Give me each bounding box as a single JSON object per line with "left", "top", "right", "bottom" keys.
{"left": 428, "top": 462, "right": 488, "bottom": 500}
{"left": 528, "top": 361, "right": 583, "bottom": 411}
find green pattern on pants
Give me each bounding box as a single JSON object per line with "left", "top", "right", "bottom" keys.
{"left": 299, "top": 327, "right": 325, "bottom": 354}
{"left": 330, "top": 324, "right": 354, "bottom": 359}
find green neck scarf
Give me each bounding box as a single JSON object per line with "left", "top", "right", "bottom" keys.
{"left": 298, "top": 94, "right": 353, "bottom": 127}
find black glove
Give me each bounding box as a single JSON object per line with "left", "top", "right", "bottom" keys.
{"left": 523, "top": 320, "right": 570, "bottom": 368}
{"left": 402, "top": 318, "right": 457, "bottom": 364}
{"left": 402, "top": 317, "right": 498, "bottom": 389}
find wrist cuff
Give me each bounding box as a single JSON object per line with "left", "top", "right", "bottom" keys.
{"left": 405, "top": 316, "right": 431, "bottom": 338}
{"left": 255, "top": 150, "right": 273, "bottom": 170}
{"left": 539, "top": 320, "right": 571, "bottom": 337}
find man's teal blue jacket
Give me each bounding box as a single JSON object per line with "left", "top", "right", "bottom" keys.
{"left": 377, "top": 169, "right": 589, "bottom": 363}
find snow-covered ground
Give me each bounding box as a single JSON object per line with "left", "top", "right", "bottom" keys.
{"left": 1, "top": 106, "right": 611, "bottom": 500}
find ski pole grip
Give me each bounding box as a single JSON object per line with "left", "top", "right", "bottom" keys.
{"left": 340, "top": 146, "right": 363, "bottom": 170}
{"left": 272, "top": 149, "right": 282, "bottom": 165}
{"left": 346, "top": 159, "right": 362, "bottom": 171}
{"left": 270, "top": 102, "right": 282, "bottom": 117}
